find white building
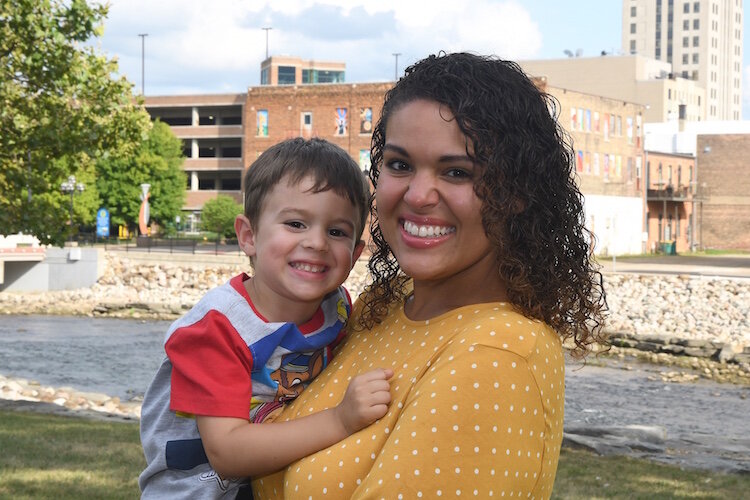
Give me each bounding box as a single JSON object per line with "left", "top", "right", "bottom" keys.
{"left": 622, "top": 0, "right": 743, "bottom": 121}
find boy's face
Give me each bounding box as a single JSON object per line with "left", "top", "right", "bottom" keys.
{"left": 235, "top": 175, "right": 364, "bottom": 314}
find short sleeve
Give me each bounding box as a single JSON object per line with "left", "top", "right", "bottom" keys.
{"left": 352, "top": 339, "right": 547, "bottom": 498}
{"left": 166, "top": 310, "right": 254, "bottom": 419}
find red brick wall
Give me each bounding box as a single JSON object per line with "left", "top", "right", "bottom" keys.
{"left": 697, "top": 134, "right": 750, "bottom": 251}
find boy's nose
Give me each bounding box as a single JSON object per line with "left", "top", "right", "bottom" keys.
{"left": 302, "top": 229, "right": 328, "bottom": 251}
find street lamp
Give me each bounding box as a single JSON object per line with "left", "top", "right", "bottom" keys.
{"left": 61, "top": 175, "right": 85, "bottom": 240}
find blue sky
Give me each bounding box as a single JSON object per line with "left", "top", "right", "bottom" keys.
{"left": 97, "top": 0, "right": 749, "bottom": 118}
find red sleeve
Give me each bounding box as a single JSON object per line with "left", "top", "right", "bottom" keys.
{"left": 166, "top": 310, "right": 254, "bottom": 419}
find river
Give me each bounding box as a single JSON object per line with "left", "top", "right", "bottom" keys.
{"left": 1, "top": 314, "right": 749, "bottom": 473}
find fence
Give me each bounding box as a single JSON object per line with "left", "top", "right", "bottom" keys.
{"left": 73, "top": 233, "right": 242, "bottom": 255}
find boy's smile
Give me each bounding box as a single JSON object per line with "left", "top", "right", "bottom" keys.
{"left": 236, "top": 175, "right": 364, "bottom": 324}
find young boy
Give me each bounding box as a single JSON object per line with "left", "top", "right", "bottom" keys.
{"left": 139, "top": 138, "right": 392, "bottom": 498}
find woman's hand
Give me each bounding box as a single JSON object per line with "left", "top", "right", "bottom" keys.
{"left": 334, "top": 368, "right": 393, "bottom": 435}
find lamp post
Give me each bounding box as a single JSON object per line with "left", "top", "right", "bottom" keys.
{"left": 138, "top": 33, "right": 148, "bottom": 95}
{"left": 262, "top": 27, "right": 272, "bottom": 59}
{"left": 61, "top": 175, "right": 85, "bottom": 241}
{"left": 392, "top": 53, "right": 401, "bottom": 81}
{"left": 691, "top": 145, "right": 710, "bottom": 252}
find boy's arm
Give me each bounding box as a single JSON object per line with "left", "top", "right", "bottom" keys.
{"left": 196, "top": 368, "right": 393, "bottom": 478}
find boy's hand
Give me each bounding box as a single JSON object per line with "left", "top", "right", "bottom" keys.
{"left": 334, "top": 368, "right": 393, "bottom": 435}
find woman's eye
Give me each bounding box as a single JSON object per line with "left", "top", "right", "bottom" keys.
{"left": 446, "top": 168, "right": 472, "bottom": 179}
{"left": 385, "top": 159, "right": 410, "bottom": 172}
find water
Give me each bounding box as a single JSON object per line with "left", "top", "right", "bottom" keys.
{"left": 1, "top": 315, "right": 749, "bottom": 472}
{"left": 0, "top": 315, "right": 170, "bottom": 400}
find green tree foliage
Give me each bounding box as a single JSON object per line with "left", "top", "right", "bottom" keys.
{"left": 96, "top": 121, "right": 186, "bottom": 231}
{"left": 200, "top": 195, "right": 243, "bottom": 238}
{"left": 0, "top": 0, "right": 150, "bottom": 244}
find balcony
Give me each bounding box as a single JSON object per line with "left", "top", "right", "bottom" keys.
{"left": 646, "top": 183, "right": 690, "bottom": 201}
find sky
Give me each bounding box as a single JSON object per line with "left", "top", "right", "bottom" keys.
{"left": 95, "top": 0, "right": 750, "bottom": 118}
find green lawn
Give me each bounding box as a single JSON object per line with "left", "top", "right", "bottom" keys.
{"left": 1, "top": 409, "right": 748, "bottom": 499}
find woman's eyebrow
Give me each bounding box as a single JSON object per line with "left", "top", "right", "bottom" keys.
{"left": 384, "top": 144, "right": 472, "bottom": 163}
{"left": 383, "top": 144, "right": 410, "bottom": 157}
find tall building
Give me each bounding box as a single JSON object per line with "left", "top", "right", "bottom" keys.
{"left": 622, "top": 0, "right": 743, "bottom": 120}
{"left": 519, "top": 55, "right": 706, "bottom": 122}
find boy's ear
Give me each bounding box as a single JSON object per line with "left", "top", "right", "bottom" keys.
{"left": 351, "top": 240, "right": 365, "bottom": 268}
{"left": 235, "top": 215, "right": 257, "bottom": 258}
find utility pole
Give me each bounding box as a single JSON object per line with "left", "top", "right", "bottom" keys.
{"left": 262, "top": 27, "right": 272, "bottom": 59}
{"left": 138, "top": 33, "right": 148, "bottom": 95}
{"left": 392, "top": 53, "right": 401, "bottom": 81}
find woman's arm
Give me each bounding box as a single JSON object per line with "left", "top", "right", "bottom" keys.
{"left": 197, "top": 368, "right": 393, "bottom": 478}
{"left": 351, "top": 343, "right": 561, "bottom": 498}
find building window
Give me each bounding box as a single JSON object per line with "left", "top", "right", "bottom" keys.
{"left": 278, "top": 66, "right": 296, "bottom": 85}
{"left": 335, "top": 108, "right": 348, "bottom": 135}
{"left": 693, "top": 36, "right": 699, "bottom": 46}
{"left": 682, "top": 53, "right": 689, "bottom": 64}
{"left": 683, "top": 3, "right": 689, "bottom": 12}
{"left": 220, "top": 173, "right": 242, "bottom": 191}
{"left": 302, "top": 111, "right": 312, "bottom": 128}
{"left": 693, "top": 1, "right": 699, "bottom": 12}
{"left": 630, "top": 40, "right": 636, "bottom": 52}
{"left": 359, "top": 107, "right": 373, "bottom": 134}
{"left": 683, "top": 20, "right": 690, "bottom": 30}
{"left": 682, "top": 36, "right": 689, "bottom": 47}
{"left": 256, "top": 110, "right": 269, "bottom": 137}
{"left": 260, "top": 68, "right": 269, "bottom": 85}
{"left": 302, "top": 69, "right": 310, "bottom": 84}
{"left": 359, "top": 150, "right": 371, "bottom": 172}
{"left": 692, "top": 53, "right": 699, "bottom": 63}
{"left": 677, "top": 165, "right": 682, "bottom": 187}
{"left": 693, "top": 19, "right": 699, "bottom": 29}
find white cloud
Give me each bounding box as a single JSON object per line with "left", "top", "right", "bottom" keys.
{"left": 98, "top": 0, "right": 543, "bottom": 95}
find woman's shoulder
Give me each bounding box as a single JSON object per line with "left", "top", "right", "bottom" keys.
{"left": 442, "top": 302, "right": 562, "bottom": 361}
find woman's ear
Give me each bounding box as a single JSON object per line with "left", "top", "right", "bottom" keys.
{"left": 235, "top": 215, "right": 257, "bottom": 258}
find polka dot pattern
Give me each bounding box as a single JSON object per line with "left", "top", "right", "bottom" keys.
{"left": 253, "top": 300, "right": 565, "bottom": 499}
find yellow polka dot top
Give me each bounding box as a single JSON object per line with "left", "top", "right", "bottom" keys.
{"left": 253, "top": 296, "right": 565, "bottom": 499}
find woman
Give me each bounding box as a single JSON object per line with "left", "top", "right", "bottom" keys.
{"left": 252, "top": 52, "right": 607, "bottom": 499}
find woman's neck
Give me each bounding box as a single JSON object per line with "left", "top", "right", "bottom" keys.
{"left": 404, "top": 268, "right": 509, "bottom": 321}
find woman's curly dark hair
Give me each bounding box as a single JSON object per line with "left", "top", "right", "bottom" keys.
{"left": 360, "top": 52, "right": 608, "bottom": 357}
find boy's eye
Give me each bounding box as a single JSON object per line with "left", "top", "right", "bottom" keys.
{"left": 328, "top": 228, "right": 350, "bottom": 238}
{"left": 285, "top": 221, "right": 305, "bottom": 229}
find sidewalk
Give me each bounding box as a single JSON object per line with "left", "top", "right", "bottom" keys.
{"left": 597, "top": 255, "right": 750, "bottom": 279}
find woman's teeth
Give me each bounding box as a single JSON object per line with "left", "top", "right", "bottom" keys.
{"left": 403, "top": 221, "right": 455, "bottom": 238}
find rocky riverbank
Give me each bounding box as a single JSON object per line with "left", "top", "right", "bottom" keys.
{"left": 2, "top": 252, "right": 749, "bottom": 367}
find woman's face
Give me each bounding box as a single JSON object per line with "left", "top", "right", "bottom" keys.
{"left": 376, "top": 99, "right": 496, "bottom": 284}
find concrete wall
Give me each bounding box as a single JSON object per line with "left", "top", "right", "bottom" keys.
{"left": 584, "top": 194, "right": 644, "bottom": 256}
{"left": 0, "top": 247, "right": 103, "bottom": 292}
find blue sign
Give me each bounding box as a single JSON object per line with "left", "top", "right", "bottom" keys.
{"left": 96, "top": 207, "right": 110, "bottom": 237}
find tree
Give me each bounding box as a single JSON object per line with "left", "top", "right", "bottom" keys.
{"left": 0, "top": 0, "right": 150, "bottom": 244}
{"left": 201, "top": 195, "right": 243, "bottom": 239}
{"left": 96, "top": 120, "right": 186, "bottom": 231}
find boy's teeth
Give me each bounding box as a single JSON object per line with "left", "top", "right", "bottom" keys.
{"left": 403, "top": 220, "right": 455, "bottom": 238}
{"left": 292, "top": 263, "right": 325, "bottom": 273}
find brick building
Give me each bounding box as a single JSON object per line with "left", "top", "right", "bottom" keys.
{"left": 645, "top": 120, "right": 750, "bottom": 252}
{"left": 244, "top": 82, "right": 391, "bottom": 171}
{"left": 643, "top": 151, "right": 696, "bottom": 253}
{"left": 544, "top": 82, "right": 647, "bottom": 255}
{"left": 696, "top": 134, "right": 750, "bottom": 250}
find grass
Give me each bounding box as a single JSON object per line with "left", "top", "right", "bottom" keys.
{"left": 1, "top": 410, "right": 749, "bottom": 499}
{"left": 0, "top": 410, "right": 144, "bottom": 499}
{"left": 553, "top": 448, "right": 749, "bottom": 499}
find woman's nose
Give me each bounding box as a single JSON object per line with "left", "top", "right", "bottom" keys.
{"left": 403, "top": 171, "right": 439, "bottom": 208}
